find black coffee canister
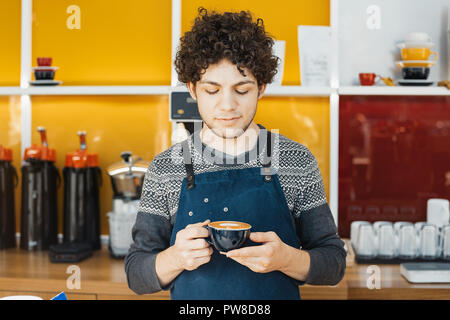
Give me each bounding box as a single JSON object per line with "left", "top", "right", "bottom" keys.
{"left": 63, "top": 166, "right": 87, "bottom": 243}
{"left": 85, "top": 166, "right": 101, "bottom": 250}
{"left": 20, "top": 128, "right": 59, "bottom": 251}
{"left": 0, "top": 146, "right": 18, "bottom": 250}
{"left": 63, "top": 132, "right": 101, "bottom": 250}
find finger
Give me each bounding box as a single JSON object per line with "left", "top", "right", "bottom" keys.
{"left": 190, "top": 247, "right": 213, "bottom": 259}
{"left": 186, "top": 238, "right": 210, "bottom": 250}
{"left": 184, "top": 225, "right": 210, "bottom": 240}
{"left": 185, "top": 219, "right": 211, "bottom": 229}
{"left": 249, "top": 231, "right": 278, "bottom": 243}
{"left": 194, "top": 255, "right": 212, "bottom": 267}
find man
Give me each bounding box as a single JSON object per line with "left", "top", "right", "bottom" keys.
{"left": 125, "top": 7, "right": 346, "bottom": 300}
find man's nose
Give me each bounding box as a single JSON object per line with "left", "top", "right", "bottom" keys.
{"left": 218, "top": 90, "right": 237, "bottom": 111}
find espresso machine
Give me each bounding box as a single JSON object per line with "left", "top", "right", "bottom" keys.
{"left": 107, "top": 151, "right": 148, "bottom": 258}
{"left": 0, "top": 145, "right": 18, "bottom": 249}
{"left": 170, "top": 87, "right": 202, "bottom": 144}
{"left": 20, "top": 127, "right": 60, "bottom": 251}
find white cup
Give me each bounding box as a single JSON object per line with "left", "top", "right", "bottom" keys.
{"left": 350, "top": 221, "right": 370, "bottom": 249}
{"left": 373, "top": 221, "right": 392, "bottom": 235}
{"left": 394, "top": 221, "right": 412, "bottom": 235}
{"left": 356, "top": 224, "right": 377, "bottom": 258}
{"left": 419, "top": 224, "right": 439, "bottom": 259}
{"left": 427, "top": 199, "right": 450, "bottom": 228}
{"left": 378, "top": 224, "right": 396, "bottom": 259}
{"left": 442, "top": 225, "right": 450, "bottom": 260}
{"left": 404, "top": 32, "right": 432, "bottom": 43}
{"left": 398, "top": 224, "right": 417, "bottom": 259}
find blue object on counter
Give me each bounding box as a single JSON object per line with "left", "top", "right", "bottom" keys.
{"left": 51, "top": 292, "right": 68, "bottom": 300}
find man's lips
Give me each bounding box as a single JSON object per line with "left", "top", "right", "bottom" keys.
{"left": 216, "top": 116, "right": 241, "bottom": 122}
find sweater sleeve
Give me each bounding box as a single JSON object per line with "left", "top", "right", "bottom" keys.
{"left": 293, "top": 150, "right": 347, "bottom": 286}
{"left": 124, "top": 161, "right": 174, "bottom": 295}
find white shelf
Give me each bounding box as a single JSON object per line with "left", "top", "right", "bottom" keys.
{"left": 0, "top": 85, "right": 333, "bottom": 97}
{"left": 0, "top": 87, "right": 23, "bottom": 95}
{"left": 264, "top": 85, "right": 332, "bottom": 97}
{"left": 2, "top": 85, "right": 448, "bottom": 96}
{"left": 339, "top": 86, "right": 450, "bottom": 96}
{"left": 26, "top": 85, "right": 172, "bottom": 95}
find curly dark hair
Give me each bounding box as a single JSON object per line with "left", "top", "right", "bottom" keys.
{"left": 174, "top": 7, "right": 279, "bottom": 87}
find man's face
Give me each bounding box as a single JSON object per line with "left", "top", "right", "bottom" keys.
{"left": 187, "top": 59, "right": 266, "bottom": 139}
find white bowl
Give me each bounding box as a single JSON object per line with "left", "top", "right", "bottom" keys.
{"left": 0, "top": 295, "right": 43, "bottom": 300}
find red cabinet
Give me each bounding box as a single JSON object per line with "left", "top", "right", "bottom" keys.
{"left": 338, "top": 95, "right": 450, "bottom": 237}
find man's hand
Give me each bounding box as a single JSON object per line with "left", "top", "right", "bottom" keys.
{"left": 224, "top": 231, "right": 311, "bottom": 281}
{"left": 224, "top": 231, "right": 290, "bottom": 273}
{"left": 172, "top": 219, "right": 213, "bottom": 271}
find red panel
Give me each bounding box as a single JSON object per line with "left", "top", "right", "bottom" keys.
{"left": 338, "top": 95, "right": 450, "bottom": 237}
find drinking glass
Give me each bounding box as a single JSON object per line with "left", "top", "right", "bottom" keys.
{"left": 442, "top": 225, "right": 450, "bottom": 260}
{"left": 350, "top": 221, "right": 370, "bottom": 250}
{"left": 419, "top": 224, "right": 439, "bottom": 259}
{"left": 378, "top": 224, "right": 396, "bottom": 258}
{"left": 356, "top": 224, "right": 377, "bottom": 258}
{"left": 398, "top": 224, "right": 417, "bottom": 259}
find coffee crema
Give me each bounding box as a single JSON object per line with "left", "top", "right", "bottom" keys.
{"left": 209, "top": 221, "right": 251, "bottom": 230}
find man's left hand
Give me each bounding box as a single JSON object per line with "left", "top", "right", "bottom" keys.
{"left": 223, "top": 231, "right": 291, "bottom": 273}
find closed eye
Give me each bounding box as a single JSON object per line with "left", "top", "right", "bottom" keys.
{"left": 205, "top": 90, "right": 249, "bottom": 95}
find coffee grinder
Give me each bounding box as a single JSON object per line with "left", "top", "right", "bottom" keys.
{"left": 107, "top": 151, "right": 148, "bottom": 258}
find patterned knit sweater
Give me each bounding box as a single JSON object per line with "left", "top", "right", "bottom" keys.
{"left": 125, "top": 125, "right": 346, "bottom": 296}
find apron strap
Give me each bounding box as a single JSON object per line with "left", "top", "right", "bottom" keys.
{"left": 262, "top": 130, "right": 273, "bottom": 182}
{"left": 182, "top": 139, "right": 195, "bottom": 190}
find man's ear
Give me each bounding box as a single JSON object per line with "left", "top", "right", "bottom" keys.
{"left": 257, "top": 83, "right": 267, "bottom": 99}
{"left": 187, "top": 82, "right": 197, "bottom": 100}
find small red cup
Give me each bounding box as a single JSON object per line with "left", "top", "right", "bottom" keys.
{"left": 359, "top": 73, "right": 379, "bottom": 86}
{"left": 37, "top": 57, "right": 52, "bottom": 66}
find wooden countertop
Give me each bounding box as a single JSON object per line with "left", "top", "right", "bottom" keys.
{"left": 0, "top": 239, "right": 449, "bottom": 300}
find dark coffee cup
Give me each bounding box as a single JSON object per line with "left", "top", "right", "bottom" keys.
{"left": 34, "top": 69, "right": 55, "bottom": 80}
{"left": 402, "top": 67, "right": 430, "bottom": 80}
{"left": 206, "top": 221, "right": 251, "bottom": 252}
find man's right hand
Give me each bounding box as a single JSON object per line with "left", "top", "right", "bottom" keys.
{"left": 155, "top": 219, "right": 213, "bottom": 287}
{"left": 172, "top": 219, "right": 213, "bottom": 271}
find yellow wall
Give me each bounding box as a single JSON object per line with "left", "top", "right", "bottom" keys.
{"left": 0, "top": 2, "right": 21, "bottom": 85}
{"left": 3, "top": 0, "right": 330, "bottom": 235}
{"left": 32, "top": 0, "right": 172, "bottom": 85}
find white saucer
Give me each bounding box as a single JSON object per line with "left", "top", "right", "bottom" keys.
{"left": 29, "top": 80, "right": 63, "bottom": 86}
{"left": 32, "top": 66, "right": 59, "bottom": 71}
{"left": 395, "top": 60, "right": 436, "bottom": 68}
{"left": 397, "top": 42, "right": 434, "bottom": 49}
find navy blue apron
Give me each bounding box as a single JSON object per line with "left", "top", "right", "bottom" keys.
{"left": 169, "top": 129, "right": 301, "bottom": 300}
